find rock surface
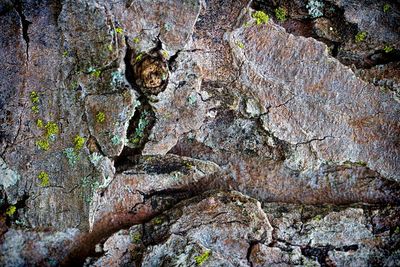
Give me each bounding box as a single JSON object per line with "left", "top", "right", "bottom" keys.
{"left": 0, "top": 0, "right": 399, "bottom": 266}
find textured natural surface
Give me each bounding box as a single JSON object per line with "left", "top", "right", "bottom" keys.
{"left": 0, "top": 0, "right": 399, "bottom": 266}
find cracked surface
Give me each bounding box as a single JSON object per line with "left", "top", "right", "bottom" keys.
{"left": 0, "top": 0, "right": 399, "bottom": 265}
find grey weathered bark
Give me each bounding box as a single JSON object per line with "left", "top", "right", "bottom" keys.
{"left": 1, "top": 0, "right": 399, "bottom": 266}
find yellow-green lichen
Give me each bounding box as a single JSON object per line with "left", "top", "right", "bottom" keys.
{"left": 275, "top": 7, "right": 287, "bottom": 22}
{"left": 115, "top": 27, "right": 123, "bottom": 34}
{"left": 107, "top": 44, "right": 113, "bottom": 52}
{"left": 45, "top": 121, "right": 59, "bottom": 138}
{"left": 383, "top": 3, "right": 391, "bottom": 13}
{"left": 96, "top": 111, "right": 106, "bottom": 123}
{"left": 36, "top": 139, "right": 50, "bottom": 151}
{"left": 236, "top": 41, "right": 245, "bottom": 49}
{"left": 355, "top": 31, "right": 367, "bottom": 43}
{"left": 31, "top": 106, "right": 39, "bottom": 113}
{"left": 38, "top": 171, "right": 50, "bottom": 187}
{"left": 92, "top": 69, "right": 101, "bottom": 77}
{"left": 153, "top": 217, "right": 163, "bottom": 225}
{"left": 252, "top": 10, "right": 269, "bottom": 25}
{"left": 184, "top": 161, "right": 193, "bottom": 169}
{"left": 135, "top": 53, "right": 143, "bottom": 63}
{"left": 312, "top": 214, "right": 322, "bottom": 221}
{"left": 30, "top": 91, "right": 40, "bottom": 113}
{"left": 5, "top": 205, "right": 16, "bottom": 217}
{"left": 243, "top": 21, "right": 251, "bottom": 28}
{"left": 30, "top": 91, "right": 39, "bottom": 104}
{"left": 35, "top": 121, "right": 59, "bottom": 151}
{"left": 383, "top": 45, "right": 394, "bottom": 53}
{"left": 131, "top": 232, "right": 142, "bottom": 244}
{"left": 74, "top": 135, "right": 86, "bottom": 151}
{"left": 133, "top": 37, "right": 140, "bottom": 44}
{"left": 36, "top": 119, "right": 44, "bottom": 128}
{"left": 194, "top": 250, "right": 211, "bottom": 266}
{"left": 161, "top": 50, "right": 169, "bottom": 58}
{"left": 87, "top": 67, "right": 101, "bottom": 78}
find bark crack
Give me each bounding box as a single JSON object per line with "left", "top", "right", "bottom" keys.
{"left": 14, "top": 0, "right": 31, "bottom": 61}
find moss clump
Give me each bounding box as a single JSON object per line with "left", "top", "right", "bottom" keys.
{"left": 36, "top": 139, "right": 50, "bottom": 151}
{"left": 252, "top": 10, "right": 269, "bottom": 25}
{"left": 74, "top": 135, "right": 86, "bottom": 151}
{"left": 355, "top": 31, "right": 367, "bottom": 43}
{"left": 5, "top": 205, "right": 16, "bottom": 217}
{"left": 38, "top": 171, "right": 50, "bottom": 187}
{"left": 96, "top": 111, "right": 106, "bottom": 123}
{"left": 275, "top": 7, "right": 287, "bottom": 22}
{"left": 194, "top": 250, "right": 211, "bottom": 266}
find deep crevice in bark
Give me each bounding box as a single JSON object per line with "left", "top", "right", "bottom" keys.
{"left": 113, "top": 38, "right": 158, "bottom": 172}
{"left": 14, "top": 0, "right": 31, "bottom": 61}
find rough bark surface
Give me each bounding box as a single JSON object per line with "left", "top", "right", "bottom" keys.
{"left": 0, "top": 0, "right": 399, "bottom": 266}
